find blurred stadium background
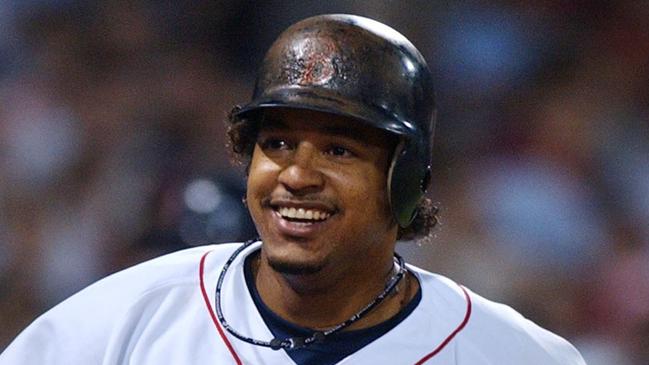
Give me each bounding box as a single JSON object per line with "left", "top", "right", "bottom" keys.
{"left": 0, "top": 1, "right": 647, "bottom": 363}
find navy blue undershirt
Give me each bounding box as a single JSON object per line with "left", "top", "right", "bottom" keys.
{"left": 244, "top": 252, "right": 422, "bottom": 365}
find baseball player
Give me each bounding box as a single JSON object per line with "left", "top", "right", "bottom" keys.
{"left": 1, "top": 14, "right": 586, "bottom": 364}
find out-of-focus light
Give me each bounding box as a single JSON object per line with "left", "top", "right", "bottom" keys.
{"left": 4, "top": 106, "right": 83, "bottom": 188}
{"left": 469, "top": 156, "right": 608, "bottom": 271}
{"left": 437, "top": 5, "right": 543, "bottom": 97}
{"left": 183, "top": 179, "right": 223, "bottom": 214}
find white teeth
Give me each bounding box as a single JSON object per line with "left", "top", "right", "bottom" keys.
{"left": 278, "top": 207, "right": 331, "bottom": 221}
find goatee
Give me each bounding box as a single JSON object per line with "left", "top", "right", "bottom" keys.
{"left": 267, "top": 258, "right": 325, "bottom": 275}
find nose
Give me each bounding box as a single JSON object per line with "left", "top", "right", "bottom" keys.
{"left": 277, "top": 142, "right": 324, "bottom": 194}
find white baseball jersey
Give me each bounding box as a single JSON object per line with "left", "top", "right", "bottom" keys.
{"left": 0, "top": 242, "right": 586, "bottom": 364}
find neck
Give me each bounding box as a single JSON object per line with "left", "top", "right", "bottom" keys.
{"left": 252, "top": 248, "right": 416, "bottom": 331}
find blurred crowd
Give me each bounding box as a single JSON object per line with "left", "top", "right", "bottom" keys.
{"left": 0, "top": 1, "right": 647, "bottom": 364}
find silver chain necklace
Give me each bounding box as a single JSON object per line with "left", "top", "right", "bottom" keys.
{"left": 214, "top": 239, "right": 407, "bottom": 350}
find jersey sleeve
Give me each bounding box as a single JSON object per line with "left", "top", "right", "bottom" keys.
{"left": 0, "top": 274, "right": 132, "bottom": 364}
{"left": 0, "top": 245, "right": 215, "bottom": 365}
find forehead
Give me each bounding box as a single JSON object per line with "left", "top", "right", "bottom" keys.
{"left": 259, "top": 108, "right": 397, "bottom": 146}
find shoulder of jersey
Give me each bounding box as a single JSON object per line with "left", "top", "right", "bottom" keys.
{"left": 409, "top": 267, "right": 586, "bottom": 365}
{"left": 30, "top": 243, "right": 241, "bottom": 319}
{"left": 84, "top": 242, "right": 242, "bottom": 297}
{"left": 0, "top": 243, "right": 244, "bottom": 364}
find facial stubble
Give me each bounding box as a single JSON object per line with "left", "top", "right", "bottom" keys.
{"left": 266, "top": 255, "right": 327, "bottom": 275}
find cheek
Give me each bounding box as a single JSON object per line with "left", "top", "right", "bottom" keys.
{"left": 341, "top": 168, "right": 392, "bottom": 223}
{"left": 247, "top": 150, "right": 276, "bottom": 193}
{"left": 246, "top": 152, "right": 277, "bottom": 218}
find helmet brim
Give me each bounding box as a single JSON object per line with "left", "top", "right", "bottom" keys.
{"left": 233, "top": 86, "right": 416, "bottom": 139}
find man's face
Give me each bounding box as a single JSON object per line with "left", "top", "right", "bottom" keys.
{"left": 246, "top": 108, "right": 398, "bottom": 276}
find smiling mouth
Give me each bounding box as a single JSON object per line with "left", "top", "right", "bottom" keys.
{"left": 275, "top": 206, "right": 333, "bottom": 222}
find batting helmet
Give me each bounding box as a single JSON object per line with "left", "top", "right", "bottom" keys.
{"left": 233, "top": 14, "right": 436, "bottom": 227}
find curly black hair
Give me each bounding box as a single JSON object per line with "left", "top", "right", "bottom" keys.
{"left": 225, "top": 106, "right": 439, "bottom": 242}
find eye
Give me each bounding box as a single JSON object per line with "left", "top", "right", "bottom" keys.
{"left": 326, "top": 145, "right": 354, "bottom": 158}
{"left": 259, "top": 137, "right": 291, "bottom": 151}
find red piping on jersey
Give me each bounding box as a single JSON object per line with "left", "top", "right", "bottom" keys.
{"left": 414, "top": 285, "right": 472, "bottom": 364}
{"left": 199, "top": 251, "right": 243, "bottom": 365}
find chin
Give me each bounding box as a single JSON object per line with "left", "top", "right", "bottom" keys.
{"left": 260, "top": 232, "right": 327, "bottom": 271}
{"left": 267, "top": 256, "right": 326, "bottom": 275}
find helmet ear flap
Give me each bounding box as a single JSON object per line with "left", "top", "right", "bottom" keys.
{"left": 421, "top": 166, "right": 432, "bottom": 192}
{"left": 388, "top": 140, "right": 429, "bottom": 228}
